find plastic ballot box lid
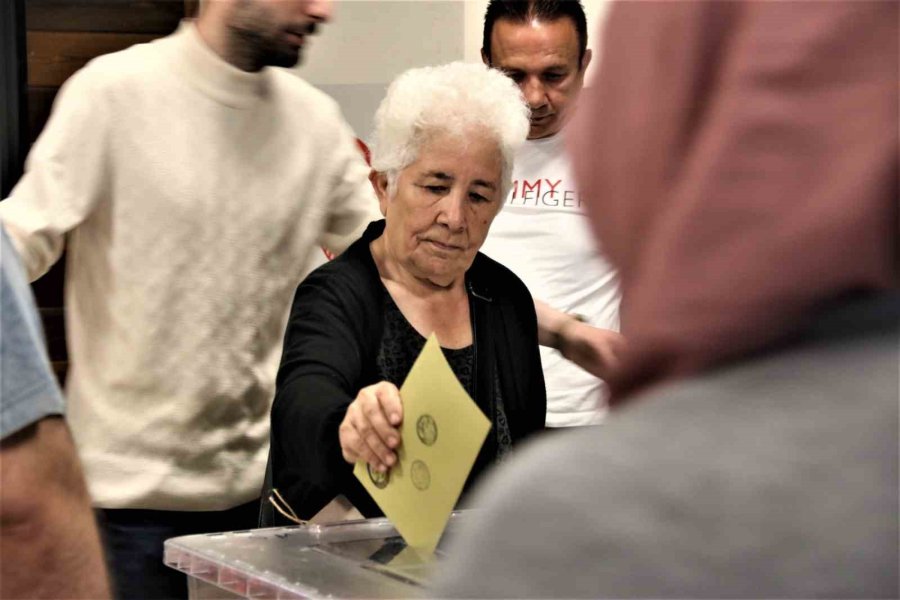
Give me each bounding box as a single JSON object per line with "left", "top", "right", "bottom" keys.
{"left": 164, "top": 511, "right": 469, "bottom": 599}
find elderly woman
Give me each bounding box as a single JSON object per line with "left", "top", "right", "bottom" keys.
{"left": 267, "top": 62, "right": 544, "bottom": 521}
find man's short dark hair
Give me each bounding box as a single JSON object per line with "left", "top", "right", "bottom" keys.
{"left": 483, "top": 0, "right": 588, "bottom": 67}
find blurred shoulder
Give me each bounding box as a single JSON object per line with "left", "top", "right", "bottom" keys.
{"left": 78, "top": 35, "right": 169, "bottom": 84}
{"left": 269, "top": 70, "right": 344, "bottom": 120}
{"left": 51, "top": 35, "right": 174, "bottom": 107}
{"left": 297, "top": 237, "right": 376, "bottom": 297}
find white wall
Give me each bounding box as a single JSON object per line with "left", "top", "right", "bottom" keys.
{"left": 295, "top": 0, "right": 611, "bottom": 139}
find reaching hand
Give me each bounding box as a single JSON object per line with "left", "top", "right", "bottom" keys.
{"left": 339, "top": 381, "right": 403, "bottom": 473}
{"left": 557, "top": 320, "right": 627, "bottom": 381}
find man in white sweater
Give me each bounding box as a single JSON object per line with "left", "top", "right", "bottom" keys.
{"left": 0, "top": 0, "right": 378, "bottom": 597}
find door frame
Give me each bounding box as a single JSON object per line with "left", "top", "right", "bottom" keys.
{"left": 1, "top": 0, "right": 27, "bottom": 199}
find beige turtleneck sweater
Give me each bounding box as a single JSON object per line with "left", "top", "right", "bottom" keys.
{"left": 0, "top": 22, "right": 380, "bottom": 510}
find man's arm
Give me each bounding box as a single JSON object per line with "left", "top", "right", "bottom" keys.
{"left": 317, "top": 118, "right": 381, "bottom": 257}
{"left": 0, "top": 64, "right": 109, "bottom": 280}
{"left": 535, "top": 299, "right": 626, "bottom": 381}
{"left": 0, "top": 225, "right": 110, "bottom": 597}
{"left": 1, "top": 417, "right": 111, "bottom": 599}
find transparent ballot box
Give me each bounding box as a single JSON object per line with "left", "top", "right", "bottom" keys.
{"left": 164, "top": 512, "right": 467, "bottom": 599}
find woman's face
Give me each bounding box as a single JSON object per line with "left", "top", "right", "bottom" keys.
{"left": 374, "top": 130, "right": 504, "bottom": 288}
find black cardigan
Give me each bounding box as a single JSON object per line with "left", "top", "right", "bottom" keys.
{"left": 269, "top": 220, "right": 546, "bottom": 520}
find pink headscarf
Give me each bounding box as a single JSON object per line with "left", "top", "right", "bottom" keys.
{"left": 570, "top": 1, "right": 898, "bottom": 401}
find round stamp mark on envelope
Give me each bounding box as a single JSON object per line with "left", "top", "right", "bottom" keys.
{"left": 410, "top": 460, "right": 431, "bottom": 491}
{"left": 416, "top": 414, "right": 438, "bottom": 446}
{"left": 367, "top": 463, "right": 390, "bottom": 489}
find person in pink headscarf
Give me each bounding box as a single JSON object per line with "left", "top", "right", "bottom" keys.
{"left": 432, "top": 2, "right": 898, "bottom": 597}
{"left": 570, "top": 1, "right": 897, "bottom": 401}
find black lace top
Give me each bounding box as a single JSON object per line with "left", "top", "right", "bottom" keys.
{"left": 375, "top": 291, "right": 512, "bottom": 461}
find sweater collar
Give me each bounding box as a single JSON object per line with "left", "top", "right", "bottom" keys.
{"left": 170, "top": 20, "right": 270, "bottom": 109}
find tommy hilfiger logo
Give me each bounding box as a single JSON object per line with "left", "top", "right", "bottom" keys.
{"left": 507, "top": 179, "right": 583, "bottom": 208}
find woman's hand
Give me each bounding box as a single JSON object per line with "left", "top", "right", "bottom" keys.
{"left": 339, "top": 381, "right": 403, "bottom": 472}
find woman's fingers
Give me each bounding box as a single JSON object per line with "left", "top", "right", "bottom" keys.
{"left": 351, "top": 401, "right": 396, "bottom": 469}
{"left": 339, "top": 381, "right": 404, "bottom": 471}
{"left": 338, "top": 420, "right": 361, "bottom": 463}
{"left": 340, "top": 411, "right": 384, "bottom": 468}
{"left": 374, "top": 381, "right": 403, "bottom": 426}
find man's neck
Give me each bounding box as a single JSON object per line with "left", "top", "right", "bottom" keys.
{"left": 527, "top": 129, "right": 563, "bottom": 143}
{"left": 196, "top": 16, "right": 264, "bottom": 72}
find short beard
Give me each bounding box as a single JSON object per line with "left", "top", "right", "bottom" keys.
{"left": 228, "top": 26, "right": 300, "bottom": 71}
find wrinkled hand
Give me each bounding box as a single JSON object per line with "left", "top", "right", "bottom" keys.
{"left": 339, "top": 381, "right": 403, "bottom": 473}
{"left": 558, "top": 321, "right": 627, "bottom": 381}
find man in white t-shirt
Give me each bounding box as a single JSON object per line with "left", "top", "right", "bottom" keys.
{"left": 480, "top": 0, "right": 623, "bottom": 427}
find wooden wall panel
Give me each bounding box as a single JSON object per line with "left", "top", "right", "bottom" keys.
{"left": 26, "top": 0, "right": 184, "bottom": 34}
{"left": 26, "top": 86, "right": 56, "bottom": 145}
{"left": 27, "top": 31, "right": 157, "bottom": 88}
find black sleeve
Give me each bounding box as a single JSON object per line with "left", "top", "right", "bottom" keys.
{"left": 510, "top": 276, "right": 548, "bottom": 438}
{"left": 270, "top": 269, "right": 368, "bottom": 519}
{"left": 486, "top": 260, "right": 547, "bottom": 441}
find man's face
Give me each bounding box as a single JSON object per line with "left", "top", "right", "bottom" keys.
{"left": 485, "top": 17, "right": 591, "bottom": 140}
{"left": 229, "top": 0, "right": 332, "bottom": 68}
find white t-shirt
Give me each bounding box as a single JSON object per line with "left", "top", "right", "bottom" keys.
{"left": 480, "top": 134, "right": 621, "bottom": 427}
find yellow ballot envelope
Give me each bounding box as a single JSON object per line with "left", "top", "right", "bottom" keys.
{"left": 353, "top": 333, "right": 491, "bottom": 554}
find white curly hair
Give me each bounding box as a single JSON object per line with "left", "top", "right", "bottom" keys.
{"left": 369, "top": 61, "right": 530, "bottom": 200}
